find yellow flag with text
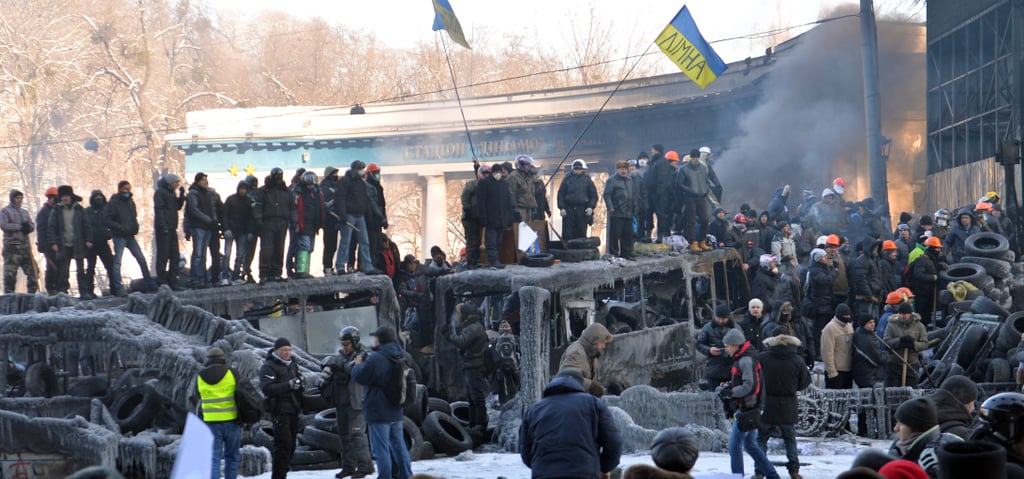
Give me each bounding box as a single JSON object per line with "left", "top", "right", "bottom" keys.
{"left": 655, "top": 5, "right": 727, "bottom": 89}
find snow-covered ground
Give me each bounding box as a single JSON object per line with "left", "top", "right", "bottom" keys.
{"left": 250, "top": 437, "right": 890, "bottom": 479}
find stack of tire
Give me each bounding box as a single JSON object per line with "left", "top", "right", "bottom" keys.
{"left": 251, "top": 386, "right": 477, "bottom": 471}
{"left": 951, "top": 233, "right": 1015, "bottom": 311}
{"left": 548, "top": 237, "right": 601, "bottom": 264}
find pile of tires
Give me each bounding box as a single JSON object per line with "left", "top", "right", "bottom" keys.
{"left": 958, "top": 232, "right": 1014, "bottom": 311}
{"left": 549, "top": 237, "right": 601, "bottom": 264}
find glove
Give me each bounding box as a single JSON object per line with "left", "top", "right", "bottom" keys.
{"left": 178, "top": 186, "right": 186, "bottom": 196}
{"left": 184, "top": 230, "right": 191, "bottom": 241}
{"left": 21, "top": 221, "right": 32, "bottom": 234}
{"left": 899, "top": 336, "right": 914, "bottom": 348}
{"left": 587, "top": 381, "right": 605, "bottom": 398}
{"left": 717, "top": 386, "right": 733, "bottom": 401}
{"left": 585, "top": 208, "right": 593, "bottom": 216}
{"left": 313, "top": 375, "right": 327, "bottom": 389}
{"left": 289, "top": 377, "right": 303, "bottom": 390}
{"left": 321, "top": 366, "right": 332, "bottom": 378}
{"left": 559, "top": 209, "right": 567, "bottom": 217}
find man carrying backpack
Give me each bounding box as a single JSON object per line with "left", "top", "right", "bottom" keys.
{"left": 352, "top": 326, "right": 413, "bottom": 479}
{"left": 443, "top": 301, "right": 490, "bottom": 434}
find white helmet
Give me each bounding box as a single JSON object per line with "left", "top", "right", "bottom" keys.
{"left": 571, "top": 159, "right": 587, "bottom": 170}
{"left": 699, "top": 146, "right": 711, "bottom": 155}
{"left": 822, "top": 188, "right": 836, "bottom": 199}
{"left": 816, "top": 235, "right": 830, "bottom": 247}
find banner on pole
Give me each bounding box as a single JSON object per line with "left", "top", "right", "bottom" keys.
{"left": 655, "top": 5, "right": 727, "bottom": 89}
{"left": 432, "top": 0, "right": 471, "bottom": 50}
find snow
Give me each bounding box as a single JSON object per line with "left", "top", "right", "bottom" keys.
{"left": 246, "top": 438, "right": 890, "bottom": 479}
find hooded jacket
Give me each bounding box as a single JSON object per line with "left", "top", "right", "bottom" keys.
{"left": 821, "top": 317, "right": 854, "bottom": 377}
{"left": 365, "top": 176, "right": 387, "bottom": 226}
{"left": 0, "top": 190, "right": 32, "bottom": 246}
{"left": 295, "top": 184, "right": 325, "bottom": 236}
{"left": 253, "top": 175, "right": 294, "bottom": 224}
{"left": 460, "top": 178, "right": 480, "bottom": 221}
{"left": 760, "top": 314, "right": 815, "bottom": 367}
{"left": 644, "top": 152, "right": 674, "bottom": 213}
{"left": 519, "top": 375, "right": 622, "bottom": 479}
{"left": 84, "top": 191, "right": 112, "bottom": 243}
{"left": 223, "top": 182, "right": 255, "bottom": 235}
{"left": 852, "top": 326, "right": 886, "bottom": 388}
{"left": 193, "top": 357, "right": 240, "bottom": 423}
{"left": 446, "top": 311, "right": 489, "bottom": 370}
{"left": 258, "top": 350, "right": 303, "bottom": 415}
{"left": 320, "top": 167, "right": 341, "bottom": 226}
{"left": 944, "top": 211, "right": 981, "bottom": 263}
{"left": 696, "top": 319, "right": 739, "bottom": 380}
{"left": 153, "top": 176, "right": 185, "bottom": 234}
{"left": 352, "top": 340, "right": 406, "bottom": 423}
{"left": 806, "top": 260, "right": 839, "bottom": 316}
{"left": 930, "top": 388, "right": 973, "bottom": 440}
{"left": 185, "top": 183, "right": 217, "bottom": 230}
{"left": 725, "top": 342, "right": 761, "bottom": 411}
{"left": 767, "top": 186, "right": 790, "bottom": 222}
{"left": 848, "top": 243, "right": 883, "bottom": 300}
{"left": 476, "top": 175, "right": 514, "bottom": 229}
{"left": 321, "top": 343, "right": 367, "bottom": 411}
{"left": 507, "top": 168, "right": 537, "bottom": 210}
{"left": 104, "top": 190, "right": 140, "bottom": 238}
{"left": 558, "top": 322, "right": 612, "bottom": 391}
{"left": 760, "top": 334, "right": 811, "bottom": 425}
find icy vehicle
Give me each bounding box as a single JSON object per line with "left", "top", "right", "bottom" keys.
{"left": 429, "top": 248, "right": 751, "bottom": 403}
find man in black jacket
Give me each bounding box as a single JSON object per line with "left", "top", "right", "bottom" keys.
{"left": 848, "top": 240, "right": 884, "bottom": 322}
{"left": 153, "top": 174, "right": 186, "bottom": 290}
{"left": 676, "top": 149, "right": 720, "bottom": 253}
{"left": 105, "top": 181, "right": 155, "bottom": 295}
{"left": 603, "top": 160, "right": 638, "bottom": 259}
{"left": 320, "top": 167, "right": 341, "bottom": 275}
{"left": 520, "top": 368, "right": 621, "bottom": 479}
{"left": 259, "top": 337, "right": 304, "bottom": 479}
{"left": 557, "top": 159, "right": 597, "bottom": 242}
{"left": 186, "top": 172, "right": 218, "bottom": 288}
{"left": 644, "top": 144, "right": 674, "bottom": 242}
{"left": 222, "top": 181, "right": 255, "bottom": 284}
{"left": 334, "top": 161, "right": 379, "bottom": 275}
{"left": 47, "top": 185, "right": 92, "bottom": 296}
{"left": 365, "top": 163, "right": 388, "bottom": 266}
{"left": 36, "top": 187, "right": 59, "bottom": 294}
{"left": 444, "top": 302, "right": 490, "bottom": 433}
{"left": 461, "top": 165, "right": 487, "bottom": 269}
{"left": 697, "top": 304, "right": 740, "bottom": 392}
{"left": 932, "top": 375, "right": 978, "bottom": 440}
{"left": 254, "top": 168, "right": 295, "bottom": 283}
{"left": 294, "top": 171, "right": 324, "bottom": 279}
{"left": 81, "top": 190, "right": 115, "bottom": 300}
{"left": 476, "top": 163, "right": 513, "bottom": 269}
{"left": 756, "top": 328, "right": 811, "bottom": 479}
{"left": 318, "top": 327, "right": 374, "bottom": 478}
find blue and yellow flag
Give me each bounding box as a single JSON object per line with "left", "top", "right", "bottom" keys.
{"left": 432, "top": 0, "right": 471, "bottom": 50}
{"left": 655, "top": 5, "right": 727, "bottom": 89}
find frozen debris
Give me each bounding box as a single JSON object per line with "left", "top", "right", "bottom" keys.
{"left": 607, "top": 406, "right": 657, "bottom": 454}
{"left": 0, "top": 409, "right": 119, "bottom": 471}
{"left": 605, "top": 385, "right": 729, "bottom": 432}
{"left": 454, "top": 450, "right": 476, "bottom": 462}
{"left": 239, "top": 445, "right": 272, "bottom": 476}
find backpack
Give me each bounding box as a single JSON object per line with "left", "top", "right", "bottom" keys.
{"left": 232, "top": 369, "right": 264, "bottom": 425}
{"left": 494, "top": 337, "right": 519, "bottom": 370}
{"left": 383, "top": 354, "right": 416, "bottom": 407}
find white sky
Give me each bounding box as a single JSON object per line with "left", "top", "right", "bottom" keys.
{"left": 208, "top": 0, "right": 925, "bottom": 65}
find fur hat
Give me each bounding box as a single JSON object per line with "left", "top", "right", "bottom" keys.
{"left": 940, "top": 375, "right": 979, "bottom": 405}
{"left": 650, "top": 427, "right": 699, "bottom": 473}
{"left": 57, "top": 185, "right": 82, "bottom": 202}
{"left": 723, "top": 329, "right": 746, "bottom": 346}
{"left": 895, "top": 397, "right": 938, "bottom": 432}
{"left": 273, "top": 337, "right": 291, "bottom": 351}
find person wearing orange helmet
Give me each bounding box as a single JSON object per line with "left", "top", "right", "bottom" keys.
{"left": 908, "top": 236, "right": 945, "bottom": 326}
{"left": 880, "top": 240, "right": 900, "bottom": 294}
{"left": 974, "top": 201, "right": 1003, "bottom": 235}
{"left": 35, "top": 186, "right": 60, "bottom": 294}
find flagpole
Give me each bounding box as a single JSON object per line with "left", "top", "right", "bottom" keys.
{"left": 438, "top": 34, "right": 478, "bottom": 164}
{"left": 544, "top": 42, "right": 656, "bottom": 189}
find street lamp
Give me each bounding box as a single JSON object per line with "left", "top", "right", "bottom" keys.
{"left": 880, "top": 137, "right": 892, "bottom": 162}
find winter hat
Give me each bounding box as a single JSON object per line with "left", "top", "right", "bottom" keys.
{"left": 897, "top": 302, "right": 914, "bottom": 314}
{"left": 650, "top": 427, "right": 699, "bottom": 473}
{"left": 900, "top": 212, "right": 913, "bottom": 224}
{"left": 852, "top": 448, "right": 896, "bottom": 471}
{"left": 811, "top": 248, "right": 828, "bottom": 263}
{"left": 273, "top": 337, "right": 291, "bottom": 351}
{"left": 878, "top": 459, "right": 928, "bottom": 479}
{"left": 723, "top": 329, "right": 746, "bottom": 346}
{"left": 370, "top": 325, "right": 396, "bottom": 343}
{"left": 857, "top": 315, "right": 876, "bottom": 329}
{"left": 9, "top": 189, "right": 23, "bottom": 202}
{"left": 895, "top": 397, "right": 938, "bottom": 432}
{"left": 350, "top": 160, "right": 366, "bottom": 171}
{"left": 652, "top": 144, "right": 664, "bottom": 154}
{"left": 324, "top": 166, "right": 338, "bottom": 178}
{"left": 689, "top": 148, "right": 701, "bottom": 159}
{"left": 714, "top": 303, "right": 731, "bottom": 319}
{"left": 936, "top": 441, "right": 1006, "bottom": 479}
{"left": 556, "top": 367, "right": 585, "bottom": 387}
{"left": 748, "top": 298, "right": 763, "bottom": 310}
{"left": 57, "top": 185, "right": 82, "bottom": 202}
{"left": 206, "top": 347, "right": 226, "bottom": 361}
{"left": 940, "top": 375, "right": 979, "bottom": 405}
{"left": 919, "top": 215, "right": 934, "bottom": 226}
{"left": 163, "top": 173, "right": 181, "bottom": 184}
{"left": 835, "top": 303, "right": 852, "bottom": 319}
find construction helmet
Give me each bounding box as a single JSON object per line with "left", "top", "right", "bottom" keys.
{"left": 45, "top": 186, "right": 58, "bottom": 197}
{"left": 733, "top": 214, "right": 747, "bottom": 224}
{"left": 826, "top": 234, "right": 841, "bottom": 246}
{"left": 759, "top": 254, "right": 776, "bottom": 269}
{"left": 885, "top": 291, "right": 903, "bottom": 305}
{"left": 896, "top": 287, "right": 915, "bottom": 298}
{"left": 833, "top": 177, "right": 846, "bottom": 188}
{"left": 571, "top": 159, "right": 587, "bottom": 170}
{"left": 975, "top": 202, "right": 994, "bottom": 212}
{"left": 978, "top": 392, "right": 1024, "bottom": 445}
{"left": 816, "top": 235, "right": 830, "bottom": 247}
{"left": 665, "top": 150, "right": 680, "bottom": 162}
{"left": 924, "top": 236, "right": 942, "bottom": 248}
{"left": 980, "top": 191, "right": 1001, "bottom": 205}
{"left": 882, "top": 240, "right": 897, "bottom": 251}
{"left": 934, "top": 208, "right": 951, "bottom": 220}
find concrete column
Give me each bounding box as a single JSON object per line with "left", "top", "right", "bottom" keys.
{"left": 422, "top": 174, "right": 447, "bottom": 256}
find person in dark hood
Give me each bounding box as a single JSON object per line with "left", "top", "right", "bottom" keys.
{"left": 222, "top": 181, "right": 255, "bottom": 284}
{"left": 46, "top": 185, "right": 92, "bottom": 296}
{"left": 760, "top": 302, "right": 815, "bottom": 367}
{"left": 320, "top": 166, "right": 341, "bottom": 275}
{"left": 36, "top": 187, "right": 59, "bottom": 294}
{"left": 931, "top": 375, "right": 978, "bottom": 440}
{"left": 259, "top": 337, "right": 304, "bottom": 479}
{"left": 352, "top": 326, "right": 413, "bottom": 479}
{"left": 520, "top": 368, "right": 622, "bottom": 479}
{"left": 364, "top": 163, "right": 388, "bottom": 268}
{"left": 476, "top": 162, "right": 513, "bottom": 269}
{"left": 767, "top": 185, "right": 791, "bottom": 223}
{"left": 81, "top": 190, "right": 115, "bottom": 300}
{"left": 194, "top": 347, "right": 246, "bottom": 479}
{"left": 851, "top": 316, "right": 886, "bottom": 388}
{"left": 756, "top": 327, "right": 811, "bottom": 479}
{"left": 1, "top": 189, "right": 39, "bottom": 294}
{"left": 849, "top": 239, "right": 884, "bottom": 321}
{"left": 334, "top": 161, "right": 380, "bottom": 275}
{"left": 909, "top": 236, "right": 945, "bottom": 326}
{"left": 444, "top": 301, "right": 490, "bottom": 433}
{"left": 558, "top": 322, "right": 613, "bottom": 397}
{"left": 153, "top": 173, "right": 186, "bottom": 290}
{"left": 943, "top": 208, "right": 980, "bottom": 263}
{"left": 105, "top": 180, "right": 156, "bottom": 295}
{"left": 254, "top": 168, "right": 295, "bottom": 283}
{"left": 697, "top": 304, "right": 740, "bottom": 391}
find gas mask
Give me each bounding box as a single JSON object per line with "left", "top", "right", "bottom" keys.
{"left": 493, "top": 173, "right": 503, "bottom": 181}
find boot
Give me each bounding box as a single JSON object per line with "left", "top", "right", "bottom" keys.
{"left": 688, "top": 242, "right": 702, "bottom": 253}
{"left": 788, "top": 466, "right": 802, "bottom": 479}
{"left": 700, "top": 240, "right": 714, "bottom": 251}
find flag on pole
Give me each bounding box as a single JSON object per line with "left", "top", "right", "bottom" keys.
{"left": 655, "top": 5, "right": 727, "bottom": 89}
{"left": 432, "top": 0, "right": 471, "bottom": 50}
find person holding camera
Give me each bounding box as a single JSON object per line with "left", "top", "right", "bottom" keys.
{"left": 444, "top": 301, "right": 490, "bottom": 434}
{"left": 259, "top": 337, "right": 305, "bottom": 479}
{"left": 318, "top": 327, "right": 374, "bottom": 479}
{"left": 717, "top": 329, "right": 779, "bottom": 479}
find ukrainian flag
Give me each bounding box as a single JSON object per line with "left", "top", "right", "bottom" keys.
{"left": 655, "top": 5, "right": 727, "bottom": 89}
{"left": 432, "top": 0, "right": 471, "bottom": 50}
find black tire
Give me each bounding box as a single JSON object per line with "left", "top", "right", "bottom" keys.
{"left": 449, "top": 401, "right": 470, "bottom": 427}
{"left": 981, "top": 275, "right": 996, "bottom": 295}
{"left": 566, "top": 236, "right": 601, "bottom": 249}
{"left": 957, "top": 325, "right": 989, "bottom": 370}
{"left": 962, "top": 256, "right": 1013, "bottom": 280}
{"left": 1001, "top": 312, "right": 1024, "bottom": 350}
{"left": 970, "top": 295, "right": 1009, "bottom": 319}
{"left": 947, "top": 363, "right": 965, "bottom": 380}
{"left": 404, "top": 384, "right": 428, "bottom": 426}
{"left": 290, "top": 448, "right": 335, "bottom": 466}
{"left": 403, "top": 415, "right": 426, "bottom": 461}
{"left": 965, "top": 288, "right": 984, "bottom": 300}
{"left": 421, "top": 411, "right": 473, "bottom": 456}
{"left": 654, "top": 316, "right": 676, "bottom": 327}
{"left": 313, "top": 408, "right": 337, "bottom": 433}
{"left": 920, "top": 361, "right": 948, "bottom": 389}
{"left": 608, "top": 322, "right": 631, "bottom": 334}
{"left": 427, "top": 397, "right": 452, "bottom": 416}
{"left": 940, "top": 263, "right": 987, "bottom": 288}
{"left": 24, "top": 363, "right": 59, "bottom": 398}
{"left": 152, "top": 396, "right": 187, "bottom": 434}
{"left": 987, "top": 358, "right": 1012, "bottom": 383}
{"left": 67, "top": 375, "right": 108, "bottom": 398}
{"left": 421, "top": 440, "right": 435, "bottom": 460}
{"left": 937, "top": 289, "right": 954, "bottom": 306}
{"left": 111, "top": 384, "right": 161, "bottom": 434}
{"left": 109, "top": 368, "right": 161, "bottom": 395}
{"left": 244, "top": 421, "right": 275, "bottom": 448}
{"left": 298, "top": 425, "right": 342, "bottom": 454}
{"left": 965, "top": 232, "right": 1010, "bottom": 258}
{"left": 302, "top": 392, "right": 330, "bottom": 414}
{"left": 519, "top": 253, "right": 555, "bottom": 268}
{"left": 947, "top": 301, "right": 974, "bottom": 315}
{"left": 549, "top": 248, "right": 599, "bottom": 263}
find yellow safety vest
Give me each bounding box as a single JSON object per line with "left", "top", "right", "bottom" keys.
{"left": 197, "top": 369, "right": 238, "bottom": 422}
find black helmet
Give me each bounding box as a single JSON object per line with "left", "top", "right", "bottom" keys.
{"left": 270, "top": 167, "right": 284, "bottom": 177}
{"left": 978, "top": 392, "right": 1024, "bottom": 445}
{"left": 339, "top": 326, "right": 360, "bottom": 344}
{"left": 302, "top": 171, "right": 318, "bottom": 185}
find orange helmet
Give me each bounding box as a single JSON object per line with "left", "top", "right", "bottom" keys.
{"left": 885, "top": 291, "right": 903, "bottom": 305}
{"left": 882, "top": 240, "right": 897, "bottom": 251}
{"left": 833, "top": 177, "right": 846, "bottom": 188}
{"left": 924, "top": 236, "right": 942, "bottom": 248}
{"left": 367, "top": 163, "right": 381, "bottom": 173}
{"left": 45, "top": 186, "right": 58, "bottom": 197}
{"left": 975, "top": 201, "right": 993, "bottom": 212}
{"left": 826, "top": 234, "right": 841, "bottom": 246}
{"left": 896, "top": 287, "right": 915, "bottom": 298}
{"left": 665, "top": 150, "right": 680, "bottom": 162}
